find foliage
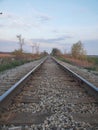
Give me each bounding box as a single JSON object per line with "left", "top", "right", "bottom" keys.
{"left": 71, "top": 41, "right": 87, "bottom": 60}
{"left": 0, "top": 59, "right": 26, "bottom": 72}
{"left": 57, "top": 56, "right": 73, "bottom": 64}
{"left": 40, "top": 51, "right": 48, "bottom": 56}
{"left": 84, "top": 66, "right": 96, "bottom": 71}
{"left": 51, "top": 48, "right": 62, "bottom": 56}
{"left": 87, "top": 56, "right": 98, "bottom": 65}
{"left": 12, "top": 49, "right": 23, "bottom": 56}
{"left": 0, "top": 50, "right": 48, "bottom": 72}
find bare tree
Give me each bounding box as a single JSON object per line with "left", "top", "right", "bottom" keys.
{"left": 31, "top": 43, "right": 35, "bottom": 54}
{"left": 0, "top": 12, "right": 3, "bottom": 15}
{"left": 17, "top": 35, "right": 24, "bottom": 52}
{"left": 35, "top": 43, "right": 40, "bottom": 54}
{"left": 30, "top": 42, "right": 40, "bottom": 54}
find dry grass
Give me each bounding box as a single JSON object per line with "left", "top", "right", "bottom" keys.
{"left": 61, "top": 55, "right": 93, "bottom": 68}
{"left": 0, "top": 53, "right": 14, "bottom": 58}
{"left": 66, "top": 57, "right": 93, "bottom": 67}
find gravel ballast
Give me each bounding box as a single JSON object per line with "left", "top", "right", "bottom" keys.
{"left": 0, "top": 57, "right": 98, "bottom": 130}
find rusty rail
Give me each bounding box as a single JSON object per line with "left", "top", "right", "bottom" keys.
{"left": 52, "top": 57, "right": 98, "bottom": 100}
{"left": 0, "top": 57, "right": 47, "bottom": 109}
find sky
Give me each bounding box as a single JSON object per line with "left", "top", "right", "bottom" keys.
{"left": 0, "top": 0, "right": 98, "bottom": 55}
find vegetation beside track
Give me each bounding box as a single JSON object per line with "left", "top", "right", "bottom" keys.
{"left": 51, "top": 41, "right": 98, "bottom": 72}
{"left": 0, "top": 51, "right": 47, "bottom": 72}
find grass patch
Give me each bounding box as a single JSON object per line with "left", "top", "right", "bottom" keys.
{"left": 84, "top": 66, "right": 96, "bottom": 71}
{"left": 56, "top": 56, "right": 73, "bottom": 64}
{"left": 56, "top": 55, "right": 98, "bottom": 72}
{"left": 0, "top": 56, "right": 45, "bottom": 72}
{"left": 0, "top": 60, "right": 29, "bottom": 72}
{"left": 87, "top": 56, "right": 98, "bottom": 65}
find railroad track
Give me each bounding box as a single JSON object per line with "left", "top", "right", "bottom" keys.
{"left": 0, "top": 57, "right": 98, "bottom": 130}
{"left": 0, "top": 58, "right": 47, "bottom": 96}
{"left": 54, "top": 58, "right": 98, "bottom": 88}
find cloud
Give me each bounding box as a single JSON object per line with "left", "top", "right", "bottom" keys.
{"left": 36, "top": 13, "right": 51, "bottom": 23}
{"left": 0, "top": 12, "right": 22, "bottom": 25}
{"left": 0, "top": 10, "right": 50, "bottom": 31}
{"left": 28, "top": 5, "right": 52, "bottom": 23}
{"left": 52, "top": 29, "right": 60, "bottom": 34}
{"left": 0, "top": 12, "right": 39, "bottom": 30}
{"left": 0, "top": 3, "right": 52, "bottom": 32}
{"left": 0, "top": 24, "right": 6, "bottom": 28}
{"left": 0, "top": 12, "right": 16, "bottom": 19}
{"left": 31, "top": 35, "right": 72, "bottom": 44}
{"left": 27, "top": 35, "right": 72, "bottom": 53}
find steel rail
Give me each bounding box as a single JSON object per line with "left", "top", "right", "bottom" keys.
{"left": 0, "top": 57, "right": 47, "bottom": 108}
{"left": 52, "top": 57, "right": 98, "bottom": 100}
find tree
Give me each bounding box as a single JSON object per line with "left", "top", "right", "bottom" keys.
{"left": 17, "top": 35, "right": 24, "bottom": 52}
{"left": 71, "top": 41, "right": 86, "bottom": 60}
{"left": 30, "top": 43, "right": 40, "bottom": 54}
{"left": 35, "top": 43, "right": 40, "bottom": 54}
{"left": 0, "top": 12, "right": 3, "bottom": 15}
{"left": 31, "top": 43, "right": 35, "bottom": 54}
{"left": 51, "top": 48, "right": 62, "bottom": 56}
{"left": 41, "top": 51, "right": 48, "bottom": 56}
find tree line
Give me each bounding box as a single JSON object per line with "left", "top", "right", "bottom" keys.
{"left": 16, "top": 34, "right": 40, "bottom": 54}
{"left": 51, "top": 41, "right": 87, "bottom": 60}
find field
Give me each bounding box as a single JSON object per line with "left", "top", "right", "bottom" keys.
{"left": 0, "top": 52, "right": 42, "bottom": 72}
{"left": 57, "top": 55, "right": 98, "bottom": 72}
{"left": 86, "top": 56, "right": 98, "bottom": 71}
{"left": 0, "top": 53, "right": 14, "bottom": 58}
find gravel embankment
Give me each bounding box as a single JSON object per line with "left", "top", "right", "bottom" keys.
{"left": 0, "top": 58, "right": 46, "bottom": 96}
{"left": 55, "top": 58, "right": 98, "bottom": 88}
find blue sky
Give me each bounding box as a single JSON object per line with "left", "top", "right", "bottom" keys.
{"left": 0, "top": 0, "right": 98, "bottom": 54}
